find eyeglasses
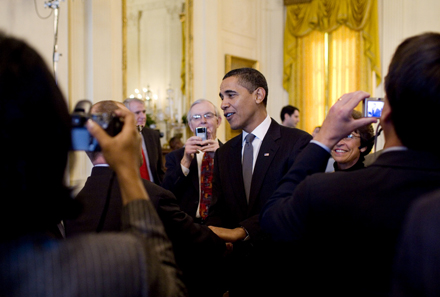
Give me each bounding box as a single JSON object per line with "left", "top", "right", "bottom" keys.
{"left": 190, "top": 112, "right": 216, "bottom": 121}
{"left": 343, "top": 133, "right": 361, "bottom": 140}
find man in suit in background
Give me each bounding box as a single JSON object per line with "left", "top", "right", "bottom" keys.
{"left": 261, "top": 33, "right": 440, "bottom": 296}
{"left": 162, "top": 99, "right": 222, "bottom": 224}
{"left": 280, "top": 104, "right": 300, "bottom": 128}
{"left": 206, "top": 68, "right": 312, "bottom": 296}
{"left": 66, "top": 100, "right": 226, "bottom": 297}
{"left": 124, "top": 97, "right": 165, "bottom": 185}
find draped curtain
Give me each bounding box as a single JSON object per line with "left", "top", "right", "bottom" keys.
{"left": 283, "top": 0, "right": 381, "bottom": 133}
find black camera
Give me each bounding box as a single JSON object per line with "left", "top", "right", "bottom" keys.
{"left": 71, "top": 99, "right": 123, "bottom": 151}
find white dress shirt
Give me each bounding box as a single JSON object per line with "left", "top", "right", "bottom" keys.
{"left": 241, "top": 115, "right": 272, "bottom": 172}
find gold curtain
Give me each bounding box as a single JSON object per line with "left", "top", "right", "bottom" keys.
{"left": 283, "top": 0, "right": 381, "bottom": 133}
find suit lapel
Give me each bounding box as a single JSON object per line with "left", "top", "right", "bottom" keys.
{"left": 248, "top": 120, "right": 280, "bottom": 213}
{"left": 229, "top": 135, "right": 249, "bottom": 215}
{"left": 142, "top": 129, "right": 155, "bottom": 162}
{"left": 190, "top": 155, "right": 200, "bottom": 191}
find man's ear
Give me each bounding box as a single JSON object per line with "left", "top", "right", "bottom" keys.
{"left": 255, "top": 87, "right": 266, "bottom": 105}
{"left": 360, "top": 146, "right": 367, "bottom": 153}
{"left": 380, "top": 97, "right": 392, "bottom": 123}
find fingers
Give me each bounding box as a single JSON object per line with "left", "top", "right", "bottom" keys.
{"left": 86, "top": 107, "right": 142, "bottom": 174}
{"left": 314, "top": 91, "right": 378, "bottom": 150}
{"left": 113, "top": 108, "right": 137, "bottom": 134}
{"left": 113, "top": 108, "right": 136, "bottom": 123}
{"left": 337, "top": 91, "right": 370, "bottom": 109}
{"left": 199, "top": 141, "right": 219, "bottom": 153}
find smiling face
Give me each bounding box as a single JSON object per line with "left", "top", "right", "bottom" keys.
{"left": 219, "top": 76, "right": 266, "bottom": 133}
{"left": 188, "top": 100, "right": 222, "bottom": 140}
{"left": 331, "top": 132, "right": 367, "bottom": 170}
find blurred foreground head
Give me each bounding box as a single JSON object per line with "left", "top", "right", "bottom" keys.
{"left": 0, "top": 32, "right": 79, "bottom": 238}
{"left": 385, "top": 32, "right": 440, "bottom": 154}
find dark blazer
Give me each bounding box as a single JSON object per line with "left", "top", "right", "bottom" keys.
{"left": 261, "top": 144, "right": 440, "bottom": 296}
{"left": 65, "top": 166, "right": 226, "bottom": 297}
{"left": 162, "top": 140, "right": 223, "bottom": 218}
{"left": 392, "top": 190, "right": 440, "bottom": 297}
{"left": 206, "top": 119, "right": 312, "bottom": 239}
{"left": 206, "top": 119, "right": 312, "bottom": 296}
{"left": 141, "top": 126, "right": 165, "bottom": 185}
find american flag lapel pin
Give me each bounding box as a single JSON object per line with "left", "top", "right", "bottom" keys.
{"left": 264, "top": 153, "right": 270, "bottom": 157}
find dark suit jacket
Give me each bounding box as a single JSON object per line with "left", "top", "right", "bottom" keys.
{"left": 65, "top": 166, "right": 225, "bottom": 297}
{"left": 261, "top": 144, "right": 440, "bottom": 296}
{"left": 206, "top": 119, "right": 312, "bottom": 295}
{"left": 141, "top": 126, "right": 165, "bottom": 185}
{"left": 392, "top": 190, "right": 440, "bottom": 297}
{"left": 162, "top": 140, "right": 223, "bottom": 219}
{"left": 206, "top": 119, "right": 312, "bottom": 240}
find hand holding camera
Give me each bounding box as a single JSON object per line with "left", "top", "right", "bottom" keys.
{"left": 71, "top": 100, "right": 123, "bottom": 151}
{"left": 86, "top": 108, "right": 140, "bottom": 172}
{"left": 314, "top": 91, "right": 378, "bottom": 150}
{"left": 86, "top": 108, "right": 149, "bottom": 203}
{"left": 195, "top": 126, "right": 219, "bottom": 153}
{"left": 363, "top": 97, "right": 384, "bottom": 118}
{"left": 181, "top": 126, "right": 218, "bottom": 168}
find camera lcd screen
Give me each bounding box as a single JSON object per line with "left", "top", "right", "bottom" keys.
{"left": 195, "top": 127, "right": 207, "bottom": 141}
{"left": 363, "top": 98, "right": 384, "bottom": 118}
{"left": 367, "top": 101, "right": 384, "bottom": 118}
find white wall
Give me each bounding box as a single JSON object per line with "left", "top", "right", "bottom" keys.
{"left": 377, "top": 0, "right": 440, "bottom": 97}
{"left": 0, "top": 0, "right": 69, "bottom": 97}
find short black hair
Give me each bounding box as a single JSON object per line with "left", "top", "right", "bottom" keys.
{"left": 223, "top": 68, "right": 268, "bottom": 106}
{"left": 280, "top": 105, "right": 299, "bottom": 122}
{"left": 385, "top": 32, "right": 440, "bottom": 154}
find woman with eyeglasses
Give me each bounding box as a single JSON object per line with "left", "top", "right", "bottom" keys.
{"left": 331, "top": 110, "right": 375, "bottom": 171}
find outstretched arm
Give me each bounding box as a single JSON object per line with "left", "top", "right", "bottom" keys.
{"left": 261, "top": 91, "right": 377, "bottom": 241}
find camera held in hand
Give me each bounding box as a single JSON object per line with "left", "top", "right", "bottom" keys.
{"left": 71, "top": 100, "right": 123, "bottom": 151}
{"left": 362, "top": 97, "right": 384, "bottom": 118}
{"left": 195, "top": 126, "right": 208, "bottom": 142}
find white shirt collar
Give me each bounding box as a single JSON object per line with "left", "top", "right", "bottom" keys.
{"left": 242, "top": 115, "right": 271, "bottom": 143}
{"left": 381, "top": 146, "right": 408, "bottom": 154}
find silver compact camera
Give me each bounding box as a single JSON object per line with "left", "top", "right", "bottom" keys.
{"left": 195, "top": 126, "right": 207, "bottom": 141}
{"left": 362, "top": 97, "right": 384, "bottom": 118}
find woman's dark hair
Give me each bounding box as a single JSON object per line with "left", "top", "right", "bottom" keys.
{"left": 223, "top": 68, "right": 269, "bottom": 106}
{"left": 385, "top": 32, "right": 440, "bottom": 154}
{"left": 0, "top": 33, "right": 80, "bottom": 237}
